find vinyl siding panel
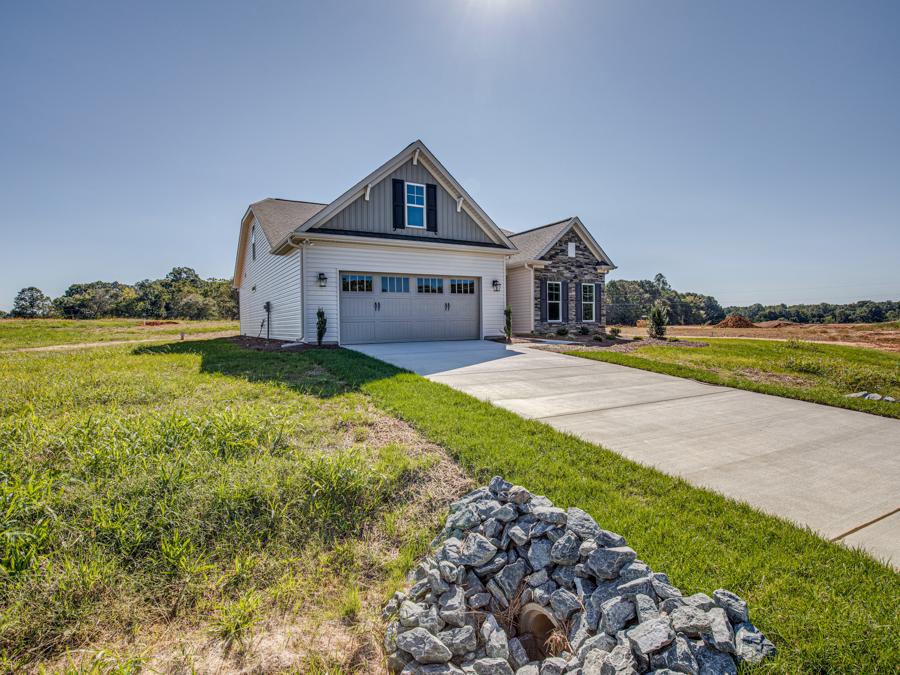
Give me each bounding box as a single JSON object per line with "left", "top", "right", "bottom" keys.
{"left": 238, "top": 217, "right": 303, "bottom": 341}
{"left": 313, "top": 159, "right": 492, "bottom": 244}
{"left": 506, "top": 266, "right": 534, "bottom": 333}
{"left": 303, "top": 242, "right": 507, "bottom": 343}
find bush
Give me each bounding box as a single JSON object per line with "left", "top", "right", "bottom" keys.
{"left": 648, "top": 300, "right": 669, "bottom": 339}
{"left": 578, "top": 326, "right": 590, "bottom": 336}
{"left": 592, "top": 334, "right": 605, "bottom": 342}
{"left": 555, "top": 327, "right": 569, "bottom": 336}
{"left": 504, "top": 305, "right": 512, "bottom": 342}
{"left": 609, "top": 327, "right": 621, "bottom": 338}
{"left": 316, "top": 308, "right": 327, "bottom": 345}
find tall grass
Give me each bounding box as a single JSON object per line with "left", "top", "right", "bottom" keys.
{"left": 0, "top": 341, "right": 434, "bottom": 667}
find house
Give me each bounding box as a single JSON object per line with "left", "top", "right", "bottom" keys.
{"left": 505, "top": 217, "right": 616, "bottom": 335}
{"left": 233, "top": 141, "right": 615, "bottom": 345}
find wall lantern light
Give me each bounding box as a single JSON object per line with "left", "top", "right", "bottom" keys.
{"left": 317, "top": 272, "right": 328, "bottom": 287}
{"left": 492, "top": 279, "right": 502, "bottom": 292}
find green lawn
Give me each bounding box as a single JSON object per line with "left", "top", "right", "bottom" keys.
{"left": 0, "top": 340, "right": 456, "bottom": 671}
{"left": 0, "top": 318, "right": 238, "bottom": 350}
{"left": 565, "top": 337, "right": 900, "bottom": 419}
{"left": 2, "top": 338, "right": 898, "bottom": 672}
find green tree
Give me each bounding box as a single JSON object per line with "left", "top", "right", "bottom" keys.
{"left": 648, "top": 299, "right": 669, "bottom": 338}
{"left": 11, "top": 287, "right": 51, "bottom": 318}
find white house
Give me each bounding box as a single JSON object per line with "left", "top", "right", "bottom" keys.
{"left": 233, "top": 141, "right": 615, "bottom": 345}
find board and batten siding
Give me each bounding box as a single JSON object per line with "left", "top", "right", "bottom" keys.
{"left": 506, "top": 266, "right": 534, "bottom": 334}
{"left": 238, "top": 217, "right": 303, "bottom": 341}
{"left": 303, "top": 241, "right": 507, "bottom": 343}
{"left": 313, "top": 159, "right": 492, "bottom": 244}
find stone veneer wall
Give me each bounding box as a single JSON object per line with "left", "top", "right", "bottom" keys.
{"left": 532, "top": 230, "right": 607, "bottom": 334}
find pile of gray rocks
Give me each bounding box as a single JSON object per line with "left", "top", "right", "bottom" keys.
{"left": 382, "top": 477, "right": 775, "bottom": 674}
{"left": 846, "top": 391, "right": 897, "bottom": 402}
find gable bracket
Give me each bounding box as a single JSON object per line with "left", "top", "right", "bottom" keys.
{"left": 412, "top": 148, "right": 420, "bottom": 165}
{"left": 456, "top": 196, "right": 463, "bottom": 213}
{"left": 364, "top": 184, "right": 372, "bottom": 201}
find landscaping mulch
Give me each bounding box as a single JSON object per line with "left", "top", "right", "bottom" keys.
{"left": 533, "top": 337, "right": 708, "bottom": 354}
{"left": 227, "top": 335, "right": 339, "bottom": 352}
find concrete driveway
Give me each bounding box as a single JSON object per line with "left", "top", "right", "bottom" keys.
{"left": 349, "top": 340, "right": 900, "bottom": 566}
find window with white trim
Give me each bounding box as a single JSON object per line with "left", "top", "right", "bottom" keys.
{"left": 341, "top": 274, "right": 373, "bottom": 292}
{"left": 547, "top": 281, "right": 562, "bottom": 322}
{"left": 417, "top": 277, "right": 443, "bottom": 294}
{"left": 381, "top": 276, "right": 410, "bottom": 293}
{"left": 406, "top": 182, "right": 426, "bottom": 228}
{"left": 581, "top": 283, "right": 595, "bottom": 322}
{"left": 450, "top": 279, "right": 475, "bottom": 294}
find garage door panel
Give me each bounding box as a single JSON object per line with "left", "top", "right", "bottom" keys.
{"left": 340, "top": 273, "right": 478, "bottom": 344}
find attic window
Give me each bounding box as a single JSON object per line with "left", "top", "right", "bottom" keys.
{"left": 251, "top": 225, "right": 257, "bottom": 260}
{"left": 406, "top": 182, "right": 426, "bottom": 228}
{"left": 567, "top": 242, "right": 576, "bottom": 257}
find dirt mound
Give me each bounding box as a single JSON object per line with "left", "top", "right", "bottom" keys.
{"left": 755, "top": 320, "right": 796, "bottom": 328}
{"left": 717, "top": 315, "right": 756, "bottom": 328}
{"left": 142, "top": 320, "right": 179, "bottom": 326}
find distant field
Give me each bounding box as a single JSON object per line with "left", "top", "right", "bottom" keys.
{"left": 568, "top": 337, "right": 900, "bottom": 419}
{"left": 0, "top": 318, "right": 238, "bottom": 350}
{"left": 613, "top": 320, "right": 900, "bottom": 352}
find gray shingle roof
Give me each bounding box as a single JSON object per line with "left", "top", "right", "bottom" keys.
{"left": 249, "top": 198, "right": 327, "bottom": 249}
{"left": 506, "top": 218, "right": 573, "bottom": 264}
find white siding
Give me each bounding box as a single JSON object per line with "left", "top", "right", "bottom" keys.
{"left": 506, "top": 266, "right": 534, "bottom": 334}
{"left": 238, "top": 217, "right": 303, "bottom": 341}
{"left": 303, "top": 241, "right": 507, "bottom": 343}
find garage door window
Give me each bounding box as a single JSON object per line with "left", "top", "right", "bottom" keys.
{"left": 417, "top": 277, "right": 443, "bottom": 294}
{"left": 342, "top": 274, "right": 373, "bottom": 292}
{"left": 381, "top": 276, "right": 410, "bottom": 293}
{"left": 450, "top": 279, "right": 475, "bottom": 295}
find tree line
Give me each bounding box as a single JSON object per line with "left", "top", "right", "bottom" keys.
{"left": 606, "top": 274, "right": 726, "bottom": 325}
{"left": 723, "top": 301, "right": 900, "bottom": 325}
{"left": 2, "top": 267, "right": 238, "bottom": 320}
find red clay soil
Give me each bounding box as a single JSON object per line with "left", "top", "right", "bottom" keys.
{"left": 717, "top": 315, "right": 756, "bottom": 328}
{"left": 142, "top": 320, "right": 180, "bottom": 326}
{"left": 227, "top": 336, "right": 339, "bottom": 352}
{"left": 754, "top": 320, "right": 796, "bottom": 328}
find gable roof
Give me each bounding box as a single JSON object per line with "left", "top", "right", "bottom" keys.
{"left": 507, "top": 217, "right": 616, "bottom": 270}
{"left": 271, "top": 140, "right": 516, "bottom": 253}
{"left": 233, "top": 199, "right": 327, "bottom": 286}
{"left": 250, "top": 199, "right": 328, "bottom": 247}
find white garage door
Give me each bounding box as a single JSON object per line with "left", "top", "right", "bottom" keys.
{"left": 339, "top": 272, "right": 480, "bottom": 344}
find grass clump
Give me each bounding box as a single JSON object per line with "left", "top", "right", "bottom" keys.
{"left": 567, "top": 337, "right": 900, "bottom": 418}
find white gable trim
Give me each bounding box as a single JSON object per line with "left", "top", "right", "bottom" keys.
{"left": 272, "top": 140, "right": 515, "bottom": 253}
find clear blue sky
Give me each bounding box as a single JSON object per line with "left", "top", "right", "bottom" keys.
{"left": 2, "top": 0, "right": 898, "bottom": 310}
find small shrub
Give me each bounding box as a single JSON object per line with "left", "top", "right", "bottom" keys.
{"left": 592, "top": 334, "right": 605, "bottom": 342}
{"left": 504, "top": 305, "right": 512, "bottom": 342}
{"left": 578, "top": 326, "right": 590, "bottom": 336}
{"left": 609, "top": 327, "right": 621, "bottom": 338}
{"left": 648, "top": 300, "right": 669, "bottom": 339}
{"left": 555, "top": 327, "right": 569, "bottom": 337}
{"left": 316, "top": 308, "right": 327, "bottom": 346}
